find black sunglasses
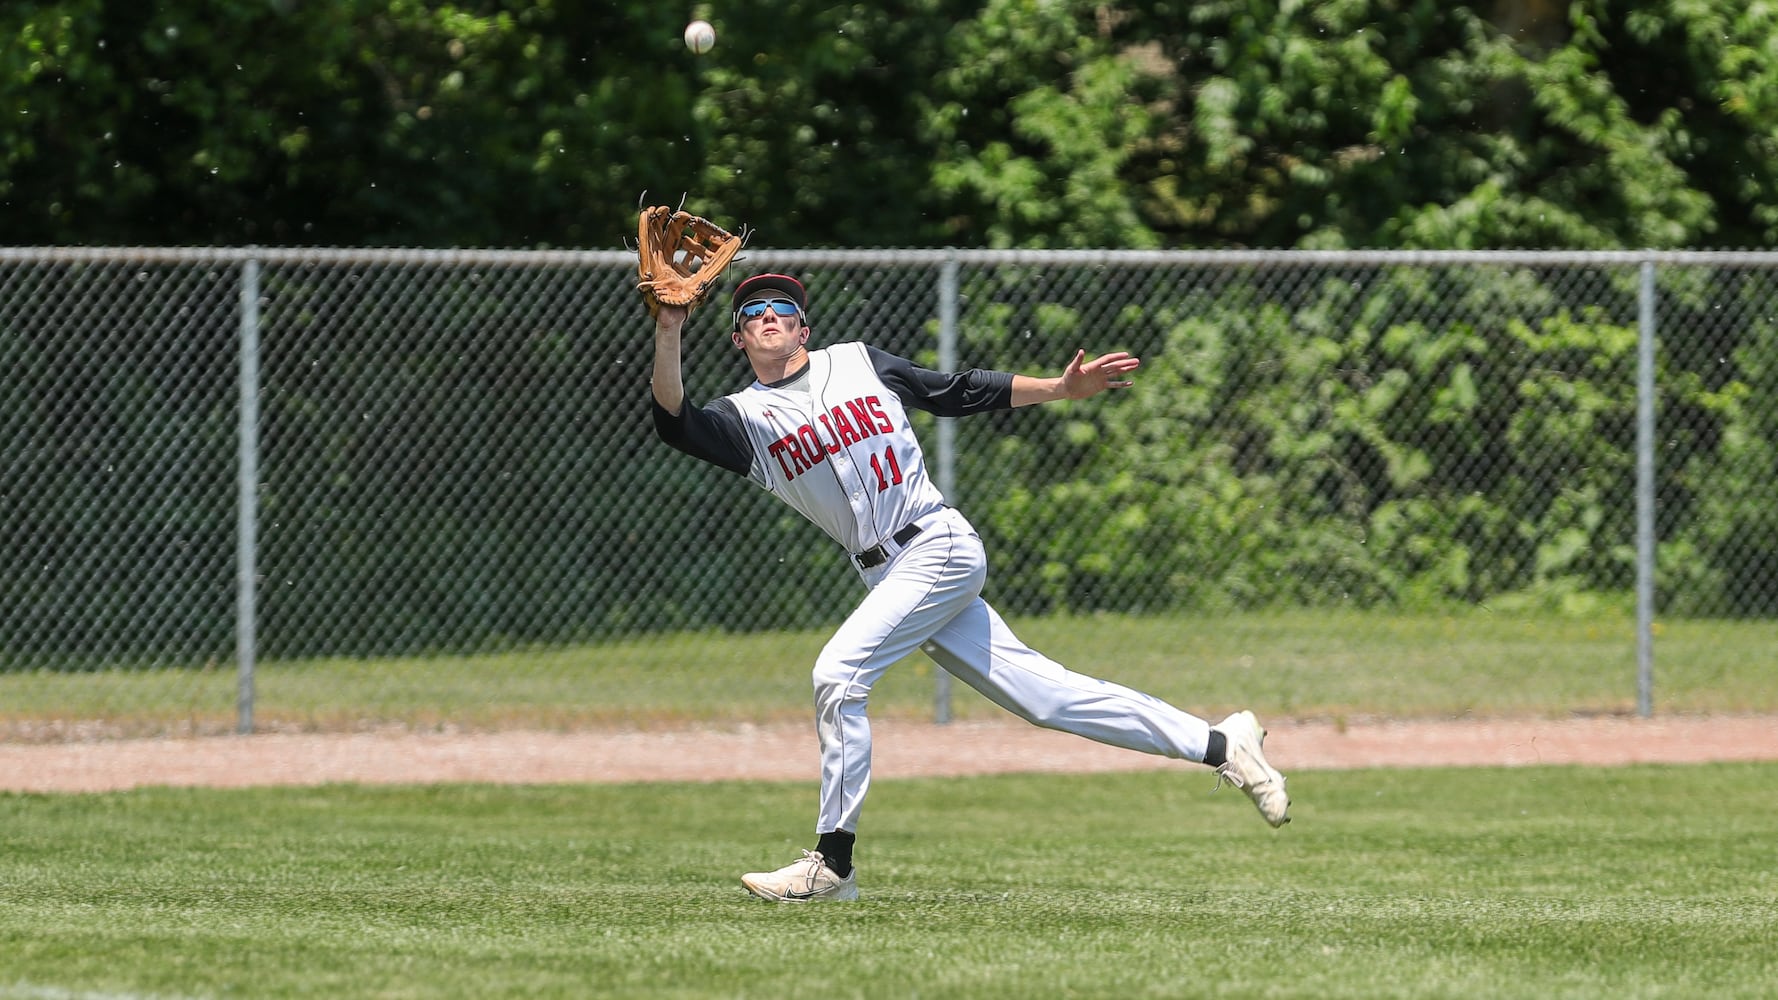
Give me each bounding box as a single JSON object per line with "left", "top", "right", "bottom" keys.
{"left": 737, "top": 298, "right": 802, "bottom": 320}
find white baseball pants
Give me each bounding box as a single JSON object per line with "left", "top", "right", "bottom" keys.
{"left": 813, "top": 506, "right": 1212, "bottom": 835}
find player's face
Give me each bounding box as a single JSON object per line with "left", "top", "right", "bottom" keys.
{"left": 735, "top": 297, "right": 801, "bottom": 325}
{"left": 734, "top": 297, "right": 808, "bottom": 353}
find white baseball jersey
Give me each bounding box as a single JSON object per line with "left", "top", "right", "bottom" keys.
{"left": 655, "top": 341, "right": 1013, "bottom": 554}
{"left": 655, "top": 336, "right": 1215, "bottom": 841}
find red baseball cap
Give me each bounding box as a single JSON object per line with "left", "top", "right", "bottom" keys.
{"left": 730, "top": 273, "right": 807, "bottom": 311}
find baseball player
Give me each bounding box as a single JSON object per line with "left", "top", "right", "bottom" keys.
{"left": 650, "top": 273, "right": 1289, "bottom": 902}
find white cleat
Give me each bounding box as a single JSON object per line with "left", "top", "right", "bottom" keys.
{"left": 1213, "top": 710, "right": 1291, "bottom": 827}
{"left": 740, "top": 850, "right": 859, "bottom": 902}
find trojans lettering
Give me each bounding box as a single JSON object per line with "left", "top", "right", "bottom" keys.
{"left": 766, "top": 395, "right": 895, "bottom": 480}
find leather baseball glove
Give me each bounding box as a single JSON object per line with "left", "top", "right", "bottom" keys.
{"left": 635, "top": 205, "right": 746, "bottom": 317}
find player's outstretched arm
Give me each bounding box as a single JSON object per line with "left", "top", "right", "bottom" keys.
{"left": 1010, "top": 349, "right": 1141, "bottom": 407}
{"left": 651, "top": 304, "right": 691, "bottom": 415}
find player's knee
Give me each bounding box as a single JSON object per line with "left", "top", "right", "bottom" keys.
{"left": 1008, "top": 694, "right": 1069, "bottom": 731}
{"left": 811, "top": 656, "right": 868, "bottom": 708}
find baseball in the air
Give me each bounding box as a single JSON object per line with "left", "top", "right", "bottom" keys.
{"left": 684, "top": 20, "right": 716, "bottom": 54}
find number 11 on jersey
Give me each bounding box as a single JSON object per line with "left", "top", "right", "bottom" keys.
{"left": 869, "top": 446, "right": 903, "bottom": 492}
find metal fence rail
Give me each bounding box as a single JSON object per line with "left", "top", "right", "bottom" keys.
{"left": 5, "top": 247, "right": 1777, "bottom": 737}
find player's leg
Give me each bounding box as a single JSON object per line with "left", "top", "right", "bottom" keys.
{"left": 922, "top": 598, "right": 1208, "bottom": 758}
{"left": 812, "top": 529, "right": 985, "bottom": 837}
{"left": 921, "top": 599, "right": 1290, "bottom": 826}
{"left": 742, "top": 517, "right": 985, "bottom": 901}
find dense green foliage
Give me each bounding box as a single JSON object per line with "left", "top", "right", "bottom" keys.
{"left": 3, "top": 767, "right": 1776, "bottom": 997}
{"left": 3, "top": 1, "right": 694, "bottom": 245}
{"left": 942, "top": 260, "right": 1778, "bottom": 620}
{"left": 7, "top": 255, "right": 1778, "bottom": 663}
{"left": 5, "top": 1, "right": 1778, "bottom": 249}
{"left": 8, "top": 2, "right": 1778, "bottom": 659}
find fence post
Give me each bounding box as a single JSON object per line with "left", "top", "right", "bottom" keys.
{"left": 933, "top": 251, "right": 960, "bottom": 724}
{"left": 236, "top": 257, "right": 262, "bottom": 735}
{"left": 1635, "top": 260, "right": 1657, "bottom": 718}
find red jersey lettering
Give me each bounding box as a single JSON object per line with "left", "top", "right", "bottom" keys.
{"left": 766, "top": 437, "right": 800, "bottom": 479}
{"left": 827, "top": 406, "right": 864, "bottom": 448}
{"left": 865, "top": 396, "right": 895, "bottom": 434}
{"left": 796, "top": 426, "right": 828, "bottom": 468}
{"left": 845, "top": 399, "right": 879, "bottom": 441}
{"left": 816, "top": 413, "right": 845, "bottom": 455}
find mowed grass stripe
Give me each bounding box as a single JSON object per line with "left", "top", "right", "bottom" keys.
{"left": 4, "top": 764, "right": 1775, "bottom": 998}
{"left": 6, "top": 611, "right": 1778, "bottom": 736}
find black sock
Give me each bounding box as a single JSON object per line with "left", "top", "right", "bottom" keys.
{"left": 816, "top": 830, "right": 856, "bottom": 877}
{"left": 1203, "top": 729, "right": 1228, "bottom": 768}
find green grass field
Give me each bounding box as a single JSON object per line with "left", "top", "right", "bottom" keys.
{"left": 6, "top": 610, "right": 1778, "bottom": 737}
{"left": 4, "top": 764, "right": 1776, "bottom": 998}
{"left": 5, "top": 610, "right": 1774, "bottom": 996}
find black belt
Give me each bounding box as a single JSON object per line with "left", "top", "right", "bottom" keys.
{"left": 855, "top": 521, "right": 924, "bottom": 569}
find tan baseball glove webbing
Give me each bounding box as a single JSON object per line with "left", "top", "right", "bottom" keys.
{"left": 635, "top": 205, "right": 747, "bottom": 317}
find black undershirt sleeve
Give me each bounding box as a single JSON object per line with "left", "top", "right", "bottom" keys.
{"left": 651, "top": 396, "right": 753, "bottom": 477}
{"left": 865, "top": 345, "right": 1014, "bottom": 416}
{"left": 652, "top": 344, "right": 1010, "bottom": 473}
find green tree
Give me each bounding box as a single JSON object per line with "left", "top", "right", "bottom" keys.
{"left": 0, "top": 0, "right": 697, "bottom": 246}
{"left": 8, "top": 1, "right": 1778, "bottom": 250}
{"left": 923, "top": 0, "right": 1749, "bottom": 250}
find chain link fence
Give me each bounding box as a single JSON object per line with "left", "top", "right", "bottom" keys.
{"left": 5, "top": 247, "right": 1777, "bottom": 739}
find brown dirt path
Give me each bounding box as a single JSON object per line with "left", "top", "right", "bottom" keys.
{"left": 3, "top": 714, "right": 1774, "bottom": 794}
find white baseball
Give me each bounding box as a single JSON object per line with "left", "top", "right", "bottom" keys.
{"left": 683, "top": 20, "right": 715, "bottom": 54}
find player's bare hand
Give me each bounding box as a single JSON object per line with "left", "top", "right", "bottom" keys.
{"left": 1060, "top": 349, "right": 1141, "bottom": 398}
